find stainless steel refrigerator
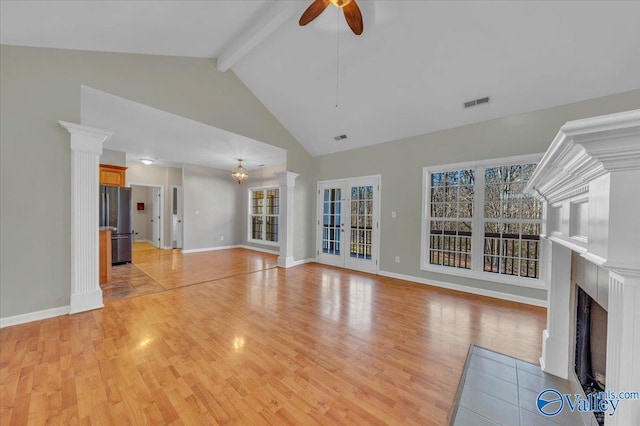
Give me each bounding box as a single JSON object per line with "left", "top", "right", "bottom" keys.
{"left": 99, "top": 185, "right": 133, "bottom": 264}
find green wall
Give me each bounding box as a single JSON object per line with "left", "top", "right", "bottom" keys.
{"left": 315, "top": 89, "right": 640, "bottom": 302}
{"left": 0, "top": 45, "right": 315, "bottom": 318}
{"left": 2, "top": 42, "right": 638, "bottom": 318}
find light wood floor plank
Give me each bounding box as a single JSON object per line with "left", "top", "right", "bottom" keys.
{"left": 1, "top": 249, "right": 545, "bottom": 424}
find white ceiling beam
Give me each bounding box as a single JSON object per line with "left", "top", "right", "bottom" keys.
{"left": 216, "top": 0, "right": 302, "bottom": 72}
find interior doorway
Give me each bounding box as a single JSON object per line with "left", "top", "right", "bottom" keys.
{"left": 316, "top": 175, "right": 381, "bottom": 274}
{"left": 129, "top": 183, "right": 163, "bottom": 249}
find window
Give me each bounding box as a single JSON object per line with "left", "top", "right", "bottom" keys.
{"left": 422, "top": 154, "right": 543, "bottom": 287}
{"left": 429, "top": 169, "right": 474, "bottom": 269}
{"left": 249, "top": 187, "right": 279, "bottom": 245}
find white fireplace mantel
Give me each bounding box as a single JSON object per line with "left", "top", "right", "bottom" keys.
{"left": 525, "top": 109, "right": 640, "bottom": 425}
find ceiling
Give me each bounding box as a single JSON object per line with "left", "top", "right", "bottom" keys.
{"left": 3, "top": 1, "right": 640, "bottom": 157}
{"left": 81, "top": 86, "right": 286, "bottom": 171}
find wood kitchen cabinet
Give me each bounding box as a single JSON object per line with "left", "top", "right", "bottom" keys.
{"left": 99, "top": 164, "right": 127, "bottom": 187}
{"left": 99, "top": 229, "right": 112, "bottom": 284}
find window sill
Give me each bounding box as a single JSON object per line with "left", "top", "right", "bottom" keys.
{"left": 420, "top": 263, "right": 547, "bottom": 290}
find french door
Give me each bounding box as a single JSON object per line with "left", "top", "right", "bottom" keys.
{"left": 317, "top": 176, "right": 380, "bottom": 274}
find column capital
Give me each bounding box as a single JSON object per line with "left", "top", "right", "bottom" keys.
{"left": 59, "top": 121, "right": 112, "bottom": 155}
{"left": 275, "top": 171, "right": 299, "bottom": 188}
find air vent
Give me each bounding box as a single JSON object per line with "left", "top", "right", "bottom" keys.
{"left": 464, "top": 96, "right": 490, "bottom": 109}
{"left": 334, "top": 134, "right": 348, "bottom": 141}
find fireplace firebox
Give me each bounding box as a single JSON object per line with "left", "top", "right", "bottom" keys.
{"left": 575, "top": 286, "right": 608, "bottom": 425}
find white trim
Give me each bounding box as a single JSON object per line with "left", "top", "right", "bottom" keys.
{"left": 216, "top": 0, "right": 300, "bottom": 71}
{"left": 421, "top": 153, "right": 546, "bottom": 287}
{"left": 181, "top": 245, "right": 280, "bottom": 255}
{"left": 316, "top": 173, "right": 382, "bottom": 185}
{"left": 247, "top": 186, "right": 281, "bottom": 246}
{"left": 425, "top": 153, "right": 544, "bottom": 174}
{"left": 239, "top": 245, "right": 280, "bottom": 255}
{"left": 247, "top": 238, "right": 280, "bottom": 248}
{"left": 69, "top": 289, "right": 104, "bottom": 314}
{"left": 128, "top": 182, "right": 164, "bottom": 249}
{"left": 182, "top": 245, "right": 240, "bottom": 254}
{"left": 161, "top": 246, "right": 174, "bottom": 250}
{"left": 278, "top": 256, "right": 295, "bottom": 268}
{"left": 420, "top": 264, "right": 547, "bottom": 290}
{"left": 278, "top": 257, "right": 316, "bottom": 268}
{"left": 61, "top": 121, "right": 109, "bottom": 315}
{"left": 170, "top": 184, "right": 183, "bottom": 249}
{"left": 379, "top": 270, "right": 548, "bottom": 308}
{"left": 0, "top": 305, "right": 71, "bottom": 329}
{"left": 316, "top": 175, "right": 382, "bottom": 275}
{"left": 59, "top": 120, "right": 112, "bottom": 154}
{"left": 291, "top": 258, "right": 315, "bottom": 267}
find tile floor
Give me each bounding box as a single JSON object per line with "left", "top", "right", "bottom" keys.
{"left": 101, "top": 263, "right": 166, "bottom": 301}
{"left": 451, "top": 346, "right": 588, "bottom": 426}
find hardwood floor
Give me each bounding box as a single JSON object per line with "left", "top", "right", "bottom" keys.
{"left": 133, "top": 247, "right": 278, "bottom": 290}
{"left": 1, "top": 256, "right": 546, "bottom": 425}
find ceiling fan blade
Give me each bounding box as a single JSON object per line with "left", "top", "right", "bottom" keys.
{"left": 343, "top": 0, "right": 363, "bottom": 35}
{"left": 299, "top": 0, "right": 331, "bottom": 26}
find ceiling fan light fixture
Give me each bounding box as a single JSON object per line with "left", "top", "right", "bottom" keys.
{"left": 329, "top": 0, "right": 353, "bottom": 8}
{"left": 299, "top": 0, "right": 363, "bottom": 35}
{"left": 231, "top": 159, "right": 249, "bottom": 184}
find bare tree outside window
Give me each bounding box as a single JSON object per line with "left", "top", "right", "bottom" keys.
{"left": 429, "top": 169, "right": 474, "bottom": 269}
{"left": 484, "top": 164, "right": 541, "bottom": 278}
{"left": 425, "top": 160, "right": 542, "bottom": 280}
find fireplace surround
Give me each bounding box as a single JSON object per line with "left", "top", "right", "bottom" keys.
{"left": 525, "top": 109, "right": 640, "bottom": 425}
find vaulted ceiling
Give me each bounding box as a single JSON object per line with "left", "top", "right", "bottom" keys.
{"left": 2, "top": 1, "right": 639, "bottom": 157}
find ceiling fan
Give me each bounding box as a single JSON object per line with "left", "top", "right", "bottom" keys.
{"left": 299, "top": 0, "right": 363, "bottom": 35}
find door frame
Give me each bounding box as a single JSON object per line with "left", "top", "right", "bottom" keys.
{"left": 170, "top": 185, "right": 183, "bottom": 249}
{"left": 129, "top": 182, "right": 164, "bottom": 249}
{"left": 316, "top": 174, "right": 381, "bottom": 274}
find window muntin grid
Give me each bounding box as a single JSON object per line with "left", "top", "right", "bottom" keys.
{"left": 350, "top": 185, "right": 373, "bottom": 260}
{"left": 422, "top": 156, "right": 543, "bottom": 285}
{"left": 322, "top": 188, "right": 342, "bottom": 255}
{"left": 249, "top": 187, "right": 279, "bottom": 244}
{"left": 428, "top": 169, "right": 474, "bottom": 269}
{"left": 483, "top": 164, "right": 541, "bottom": 278}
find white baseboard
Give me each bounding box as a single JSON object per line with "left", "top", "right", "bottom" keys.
{"left": 161, "top": 245, "right": 174, "bottom": 250}
{"left": 378, "top": 270, "right": 548, "bottom": 307}
{"left": 0, "top": 305, "right": 70, "bottom": 329}
{"left": 182, "top": 245, "right": 240, "bottom": 254}
{"left": 239, "top": 245, "right": 280, "bottom": 255}
{"left": 290, "top": 258, "right": 315, "bottom": 267}
{"left": 69, "top": 289, "right": 104, "bottom": 314}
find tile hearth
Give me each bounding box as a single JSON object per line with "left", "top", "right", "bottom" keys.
{"left": 451, "top": 346, "right": 581, "bottom": 426}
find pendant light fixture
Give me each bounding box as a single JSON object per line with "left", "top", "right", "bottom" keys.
{"left": 231, "top": 159, "right": 248, "bottom": 184}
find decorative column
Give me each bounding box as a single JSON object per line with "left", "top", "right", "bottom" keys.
{"left": 605, "top": 270, "right": 640, "bottom": 426}
{"left": 539, "top": 240, "right": 572, "bottom": 379}
{"left": 59, "top": 121, "right": 112, "bottom": 314}
{"left": 275, "top": 171, "right": 299, "bottom": 268}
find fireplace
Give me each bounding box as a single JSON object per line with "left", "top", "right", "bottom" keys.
{"left": 575, "top": 287, "right": 607, "bottom": 393}
{"left": 575, "top": 284, "right": 608, "bottom": 425}
{"left": 525, "top": 109, "right": 640, "bottom": 426}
